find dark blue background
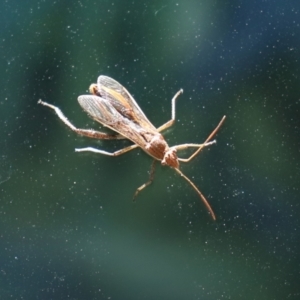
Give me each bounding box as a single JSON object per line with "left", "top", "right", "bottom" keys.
{"left": 1, "top": 0, "right": 299, "bottom": 299}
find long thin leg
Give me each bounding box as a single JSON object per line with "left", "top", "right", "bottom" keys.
{"left": 133, "top": 160, "right": 156, "bottom": 199}
{"left": 174, "top": 141, "right": 216, "bottom": 162}
{"left": 38, "top": 99, "right": 124, "bottom": 140}
{"left": 157, "top": 89, "right": 183, "bottom": 132}
{"left": 177, "top": 116, "right": 226, "bottom": 163}
{"left": 174, "top": 168, "right": 216, "bottom": 220}
{"left": 75, "top": 144, "right": 138, "bottom": 156}
{"left": 174, "top": 140, "right": 216, "bottom": 155}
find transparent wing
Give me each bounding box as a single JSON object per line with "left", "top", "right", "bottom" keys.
{"left": 78, "top": 95, "right": 122, "bottom": 126}
{"left": 97, "top": 75, "right": 157, "bottom": 131}
{"left": 77, "top": 95, "right": 151, "bottom": 147}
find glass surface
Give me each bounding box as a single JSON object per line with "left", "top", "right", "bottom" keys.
{"left": 1, "top": 0, "right": 299, "bottom": 299}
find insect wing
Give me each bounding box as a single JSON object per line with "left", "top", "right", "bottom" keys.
{"left": 78, "top": 95, "right": 122, "bottom": 127}
{"left": 77, "top": 95, "right": 148, "bottom": 146}
{"left": 97, "top": 76, "right": 157, "bottom": 131}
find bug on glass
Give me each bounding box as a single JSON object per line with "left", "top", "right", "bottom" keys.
{"left": 38, "top": 75, "right": 225, "bottom": 220}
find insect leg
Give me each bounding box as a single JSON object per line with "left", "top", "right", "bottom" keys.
{"left": 178, "top": 116, "right": 226, "bottom": 163}
{"left": 38, "top": 100, "right": 124, "bottom": 140}
{"left": 157, "top": 89, "right": 183, "bottom": 132}
{"left": 175, "top": 141, "right": 216, "bottom": 151}
{"left": 75, "top": 144, "right": 138, "bottom": 156}
{"left": 175, "top": 141, "right": 216, "bottom": 162}
{"left": 133, "top": 160, "right": 156, "bottom": 200}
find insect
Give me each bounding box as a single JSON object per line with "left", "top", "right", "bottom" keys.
{"left": 38, "top": 75, "right": 226, "bottom": 220}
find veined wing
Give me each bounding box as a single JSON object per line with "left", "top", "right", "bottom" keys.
{"left": 77, "top": 95, "right": 155, "bottom": 149}
{"left": 78, "top": 95, "right": 121, "bottom": 127}
{"left": 97, "top": 76, "right": 157, "bottom": 131}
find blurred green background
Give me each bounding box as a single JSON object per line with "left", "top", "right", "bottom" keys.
{"left": 1, "top": 0, "right": 300, "bottom": 299}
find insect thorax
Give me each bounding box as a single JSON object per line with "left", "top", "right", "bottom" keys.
{"left": 144, "top": 133, "right": 179, "bottom": 168}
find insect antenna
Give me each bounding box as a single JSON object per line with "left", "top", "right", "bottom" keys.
{"left": 174, "top": 168, "right": 216, "bottom": 220}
